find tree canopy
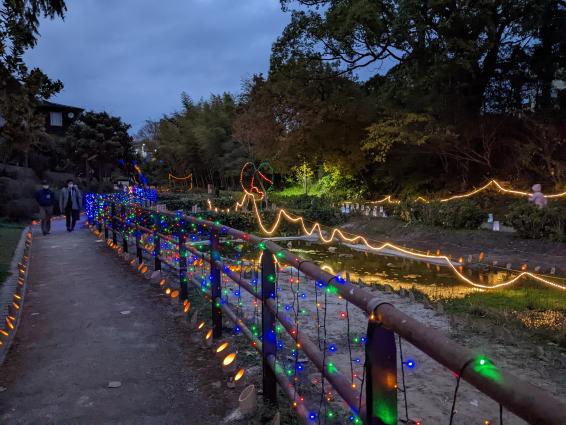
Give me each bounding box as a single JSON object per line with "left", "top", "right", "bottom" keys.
{"left": 65, "top": 111, "right": 134, "bottom": 181}
{"left": 139, "top": 1, "right": 566, "bottom": 194}
{"left": 0, "top": 0, "right": 66, "bottom": 167}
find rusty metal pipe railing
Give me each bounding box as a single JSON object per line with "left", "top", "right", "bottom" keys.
{"left": 95, "top": 199, "right": 566, "bottom": 425}
{"left": 265, "top": 298, "right": 366, "bottom": 419}
{"left": 186, "top": 272, "right": 310, "bottom": 424}
{"left": 188, "top": 244, "right": 366, "bottom": 418}
{"left": 173, "top": 210, "right": 566, "bottom": 425}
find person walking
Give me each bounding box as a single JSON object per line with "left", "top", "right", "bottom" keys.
{"left": 59, "top": 179, "right": 82, "bottom": 232}
{"left": 35, "top": 180, "right": 55, "bottom": 235}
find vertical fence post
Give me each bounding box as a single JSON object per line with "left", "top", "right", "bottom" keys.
{"left": 210, "top": 230, "right": 222, "bottom": 338}
{"left": 121, "top": 204, "right": 128, "bottom": 253}
{"left": 153, "top": 212, "right": 161, "bottom": 271}
{"left": 135, "top": 225, "right": 143, "bottom": 264}
{"left": 111, "top": 202, "right": 117, "bottom": 245}
{"left": 97, "top": 196, "right": 103, "bottom": 233}
{"left": 178, "top": 231, "right": 188, "bottom": 304}
{"left": 261, "top": 248, "right": 277, "bottom": 407}
{"left": 104, "top": 200, "right": 109, "bottom": 240}
{"left": 365, "top": 317, "right": 397, "bottom": 425}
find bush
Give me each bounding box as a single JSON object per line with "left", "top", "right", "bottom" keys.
{"left": 210, "top": 212, "right": 258, "bottom": 232}
{"left": 394, "top": 199, "right": 484, "bottom": 229}
{"left": 506, "top": 201, "right": 565, "bottom": 241}
{"left": 269, "top": 194, "right": 344, "bottom": 227}
{"left": 3, "top": 198, "right": 38, "bottom": 221}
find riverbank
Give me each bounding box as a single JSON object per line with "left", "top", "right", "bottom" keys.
{"left": 341, "top": 216, "right": 566, "bottom": 276}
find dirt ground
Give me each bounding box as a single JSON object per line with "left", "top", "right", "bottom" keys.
{"left": 191, "top": 259, "right": 566, "bottom": 425}
{"left": 341, "top": 217, "right": 566, "bottom": 276}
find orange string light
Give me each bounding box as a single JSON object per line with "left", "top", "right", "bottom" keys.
{"left": 368, "top": 179, "right": 566, "bottom": 205}
{"left": 209, "top": 192, "right": 565, "bottom": 291}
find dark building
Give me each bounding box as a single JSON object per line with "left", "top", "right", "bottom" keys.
{"left": 35, "top": 100, "right": 84, "bottom": 136}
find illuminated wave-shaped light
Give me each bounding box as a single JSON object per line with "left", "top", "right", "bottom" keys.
{"left": 208, "top": 192, "right": 566, "bottom": 291}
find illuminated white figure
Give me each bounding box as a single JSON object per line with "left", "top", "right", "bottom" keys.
{"left": 528, "top": 184, "right": 548, "bottom": 209}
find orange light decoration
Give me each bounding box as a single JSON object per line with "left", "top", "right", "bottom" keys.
{"left": 222, "top": 352, "right": 237, "bottom": 366}
{"left": 165, "top": 288, "right": 171, "bottom": 295}
{"left": 205, "top": 329, "right": 213, "bottom": 340}
{"left": 0, "top": 329, "right": 9, "bottom": 337}
{"left": 197, "top": 321, "right": 205, "bottom": 330}
{"left": 209, "top": 191, "right": 566, "bottom": 291}
{"left": 367, "top": 179, "right": 566, "bottom": 205}
{"left": 216, "top": 342, "right": 229, "bottom": 353}
{"left": 168, "top": 172, "right": 193, "bottom": 191}
{"left": 234, "top": 368, "right": 245, "bottom": 381}
{"left": 170, "top": 290, "right": 179, "bottom": 298}
{"left": 159, "top": 279, "right": 167, "bottom": 287}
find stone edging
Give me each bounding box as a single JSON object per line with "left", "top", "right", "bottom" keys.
{"left": 0, "top": 226, "right": 33, "bottom": 366}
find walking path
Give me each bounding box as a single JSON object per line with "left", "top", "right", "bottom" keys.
{"left": 0, "top": 219, "right": 234, "bottom": 424}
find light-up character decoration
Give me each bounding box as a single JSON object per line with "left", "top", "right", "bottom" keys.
{"left": 240, "top": 161, "right": 274, "bottom": 208}
{"left": 528, "top": 184, "right": 548, "bottom": 209}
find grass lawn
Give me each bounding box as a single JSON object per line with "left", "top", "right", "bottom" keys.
{"left": 442, "top": 286, "right": 566, "bottom": 345}
{"left": 271, "top": 183, "right": 325, "bottom": 198}
{"left": 444, "top": 287, "right": 566, "bottom": 314}
{"left": 0, "top": 221, "right": 25, "bottom": 285}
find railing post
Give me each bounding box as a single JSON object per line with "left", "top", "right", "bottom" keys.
{"left": 121, "top": 204, "right": 128, "bottom": 253}
{"left": 135, "top": 225, "right": 143, "bottom": 264}
{"left": 178, "top": 231, "right": 188, "bottom": 303}
{"left": 261, "top": 249, "right": 277, "bottom": 407}
{"left": 153, "top": 213, "right": 161, "bottom": 271}
{"left": 365, "top": 317, "right": 397, "bottom": 425}
{"left": 104, "top": 201, "right": 109, "bottom": 240}
{"left": 210, "top": 229, "right": 222, "bottom": 338}
{"left": 111, "top": 202, "right": 117, "bottom": 245}
{"left": 97, "top": 196, "right": 103, "bottom": 233}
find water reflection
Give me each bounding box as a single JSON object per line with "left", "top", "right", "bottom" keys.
{"left": 286, "top": 241, "right": 544, "bottom": 300}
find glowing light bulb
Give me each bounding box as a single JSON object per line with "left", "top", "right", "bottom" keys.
{"left": 234, "top": 368, "right": 245, "bottom": 381}
{"left": 223, "top": 352, "right": 236, "bottom": 366}
{"left": 216, "top": 342, "right": 229, "bottom": 353}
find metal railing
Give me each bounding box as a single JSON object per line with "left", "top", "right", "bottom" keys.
{"left": 87, "top": 193, "right": 566, "bottom": 425}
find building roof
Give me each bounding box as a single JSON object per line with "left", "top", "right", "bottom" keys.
{"left": 36, "top": 100, "right": 84, "bottom": 113}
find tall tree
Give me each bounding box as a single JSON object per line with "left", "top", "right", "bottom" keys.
{"left": 0, "top": 0, "right": 66, "bottom": 165}
{"left": 273, "top": 0, "right": 566, "bottom": 186}
{"left": 65, "top": 111, "right": 134, "bottom": 181}
{"left": 233, "top": 59, "right": 376, "bottom": 172}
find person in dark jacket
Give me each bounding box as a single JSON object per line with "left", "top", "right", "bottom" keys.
{"left": 35, "top": 180, "right": 55, "bottom": 235}
{"left": 59, "top": 179, "right": 82, "bottom": 232}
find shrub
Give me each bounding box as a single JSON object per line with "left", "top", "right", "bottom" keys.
{"left": 394, "top": 199, "right": 483, "bottom": 229}
{"left": 210, "top": 212, "right": 258, "bottom": 232}
{"left": 437, "top": 199, "right": 484, "bottom": 229}
{"left": 4, "top": 198, "right": 38, "bottom": 221}
{"left": 506, "top": 201, "right": 565, "bottom": 241}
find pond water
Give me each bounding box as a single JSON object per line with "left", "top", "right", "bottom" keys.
{"left": 284, "top": 240, "right": 552, "bottom": 300}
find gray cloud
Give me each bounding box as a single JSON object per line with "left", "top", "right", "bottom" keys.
{"left": 24, "top": 0, "right": 289, "bottom": 132}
